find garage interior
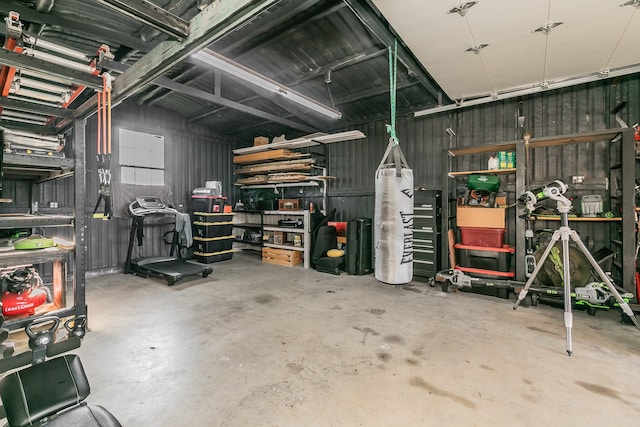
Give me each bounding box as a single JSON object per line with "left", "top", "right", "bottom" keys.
{"left": 0, "top": 0, "right": 639, "bottom": 425}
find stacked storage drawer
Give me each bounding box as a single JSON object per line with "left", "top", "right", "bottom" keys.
{"left": 192, "top": 212, "right": 234, "bottom": 263}
{"left": 413, "top": 189, "right": 441, "bottom": 278}
{"left": 455, "top": 225, "right": 514, "bottom": 279}
{"left": 454, "top": 243, "right": 515, "bottom": 279}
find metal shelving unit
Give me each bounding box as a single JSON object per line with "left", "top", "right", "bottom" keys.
{"left": 444, "top": 128, "right": 636, "bottom": 291}
{"left": 262, "top": 210, "right": 311, "bottom": 268}
{"left": 232, "top": 210, "right": 263, "bottom": 252}
{"left": 0, "top": 121, "right": 87, "bottom": 366}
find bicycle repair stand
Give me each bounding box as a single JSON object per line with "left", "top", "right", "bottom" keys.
{"left": 513, "top": 188, "right": 640, "bottom": 356}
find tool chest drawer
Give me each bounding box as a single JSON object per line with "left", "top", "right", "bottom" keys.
{"left": 413, "top": 224, "right": 440, "bottom": 234}
{"left": 414, "top": 236, "right": 438, "bottom": 250}
{"left": 413, "top": 259, "right": 438, "bottom": 277}
{"left": 414, "top": 247, "right": 436, "bottom": 259}
{"left": 414, "top": 210, "right": 439, "bottom": 228}
{"left": 414, "top": 188, "right": 442, "bottom": 273}
{"left": 414, "top": 189, "right": 442, "bottom": 206}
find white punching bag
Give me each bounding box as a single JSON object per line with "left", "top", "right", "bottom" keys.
{"left": 374, "top": 140, "right": 413, "bottom": 284}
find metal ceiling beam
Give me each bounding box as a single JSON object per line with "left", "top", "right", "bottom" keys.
{"left": 189, "top": 94, "right": 260, "bottom": 123}
{"left": 152, "top": 75, "right": 316, "bottom": 133}
{"left": 335, "top": 80, "right": 417, "bottom": 105}
{"left": 92, "top": 0, "right": 189, "bottom": 39}
{"left": 0, "top": 120, "right": 57, "bottom": 134}
{"left": 288, "top": 47, "right": 387, "bottom": 87}
{"left": 345, "top": 0, "right": 447, "bottom": 103}
{"left": 0, "top": 1, "right": 152, "bottom": 53}
{"left": 222, "top": 0, "right": 336, "bottom": 55}
{"left": 0, "top": 97, "right": 74, "bottom": 118}
{"left": 187, "top": 48, "right": 386, "bottom": 123}
{"left": 110, "top": 58, "right": 314, "bottom": 131}
{"left": 72, "top": 0, "right": 277, "bottom": 121}
{"left": 147, "top": 67, "right": 211, "bottom": 106}
{"left": 0, "top": 49, "right": 103, "bottom": 89}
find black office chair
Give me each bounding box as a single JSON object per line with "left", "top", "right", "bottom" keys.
{"left": 0, "top": 354, "right": 121, "bottom": 427}
{"left": 312, "top": 225, "right": 345, "bottom": 275}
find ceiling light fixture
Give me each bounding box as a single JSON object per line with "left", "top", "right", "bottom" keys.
{"left": 447, "top": 2, "right": 478, "bottom": 16}
{"left": 465, "top": 44, "right": 488, "bottom": 54}
{"left": 192, "top": 49, "right": 342, "bottom": 120}
{"left": 533, "top": 22, "right": 563, "bottom": 35}
{"left": 620, "top": 0, "right": 640, "bottom": 8}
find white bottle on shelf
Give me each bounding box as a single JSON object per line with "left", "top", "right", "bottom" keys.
{"left": 488, "top": 155, "right": 498, "bottom": 170}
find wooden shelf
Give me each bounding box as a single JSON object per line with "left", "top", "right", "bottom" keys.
{"left": 527, "top": 129, "right": 623, "bottom": 149}
{"left": 238, "top": 182, "right": 319, "bottom": 189}
{"left": 448, "top": 168, "right": 516, "bottom": 177}
{"left": 0, "top": 247, "right": 70, "bottom": 267}
{"left": 0, "top": 214, "right": 74, "bottom": 228}
{"left": 233, "top": 130, "right": 365, "bottom": 155}
{"left": 448, "top": 142, "right": 516, "bottom": 157}
{"left": 448, "top": 129, "right": 624, "bottom": 157}
{"left": 528, "top": 216, "right": 622, "bottom": 222}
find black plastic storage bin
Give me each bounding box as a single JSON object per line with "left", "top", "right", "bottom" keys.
{"left": 455, "top": 243, "right": 514, "bottom": 272}
{"left": 193, "top": 212, "right": 234, "bottom": 223}
{"left": 194, "top": 249, "right": 234, "bottom": 264}
{"left": 193, "top": 221, "right": 234, "bottom": 238}
{"left": 194, "top": 236, "right": 234, "bottom": 253}
{"left": 191, "top": 195, "right": 227, "bottom": 213}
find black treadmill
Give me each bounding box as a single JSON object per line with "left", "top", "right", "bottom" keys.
{"left": 125, "top": 197, "right": 213, "bottom": 285}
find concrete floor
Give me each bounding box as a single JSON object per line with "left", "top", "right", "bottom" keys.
{"left": 74, "top": 252, "right": 640, "bottom": 426}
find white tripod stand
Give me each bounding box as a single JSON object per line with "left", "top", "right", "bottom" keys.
{"left": 513, "top": 181, "right": 640, "bottom": 355}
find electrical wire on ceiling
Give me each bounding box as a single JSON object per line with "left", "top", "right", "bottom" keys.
{"left": 453, "top": 1, "right": 496, "bottom": 98}
{"left": 602, "top": 2, "right": 639, "bottom": 72}
{"left": 541, "top": 0, "right": 552, "bottom": 85}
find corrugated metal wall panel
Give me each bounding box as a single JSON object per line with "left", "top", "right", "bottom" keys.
{"left": 3, "top": 75, "right": 637, "bottom": 273}
{"left": 326, "top": 75, "right": 638, "bottom": 246}
{"left": 79, "top": 102, "right": 239, "bottom": 272}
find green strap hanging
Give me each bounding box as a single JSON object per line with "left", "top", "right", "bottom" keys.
{"left": 378, "top": 39, "right": 408, "bottom": 177}
{"left": 385, "top": 39, "right": 399, "bottom": 146}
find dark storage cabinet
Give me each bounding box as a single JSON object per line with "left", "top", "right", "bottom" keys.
{"left": 413, "top": 189, "right": 442, "bottom": 279}
{"left": 346, "top": 218, "right": 373, "bottom": 275}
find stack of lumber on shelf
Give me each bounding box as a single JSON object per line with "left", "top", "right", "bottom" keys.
{"left": 235, "top": 158, "right": 315, "bottom": 175}
{"left": 233, "top": 149, "right": 307, "bottom": 165}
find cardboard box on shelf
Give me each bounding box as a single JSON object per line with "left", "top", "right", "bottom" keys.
{"left": 254, "top": 136, "right": 269, "bottom": 146}
{"left": 278, "top": 199, "right": 300, "bottom": 211}
{"left": 457, "top": 205, "right": 506, "bottom": 229}
{"left": 273, "top": 231, "right": 285, "bottom": 245}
